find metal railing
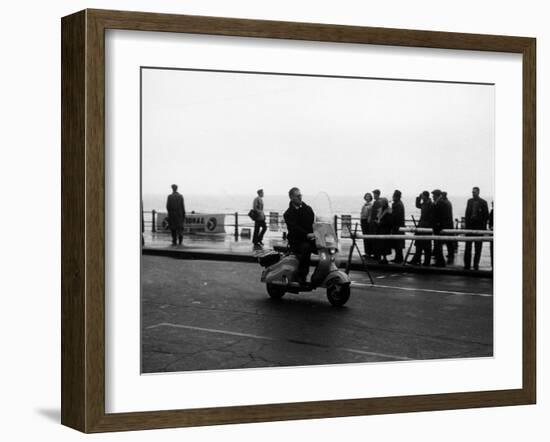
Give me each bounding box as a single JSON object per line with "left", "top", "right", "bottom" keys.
{"left": 142, "top": 210, "right": 446, "bottom": 239}
{"left": 143, "top": 210, "right": 493, "bottom": 269}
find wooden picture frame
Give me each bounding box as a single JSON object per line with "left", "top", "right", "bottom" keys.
{"left": 61, "top": 9, "right": 536, "bottom": 433}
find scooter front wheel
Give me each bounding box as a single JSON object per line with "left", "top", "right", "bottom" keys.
{"left": 326, "top": 283, "right": 350, "bottom": 307}
{"left": 266, "top": 283, "right": 286, "bottom": 300}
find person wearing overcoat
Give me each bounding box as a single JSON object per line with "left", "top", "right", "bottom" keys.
{"left": 409, "top": 191, "right": 434, "bottom": 266}
{"left": 166, "top": 184, "right": 186, "bottom": 245}
{"left": 431, "top": 189, "right": 447, "bottom": 267}
{"left": 390, "top": 190, "right": 405, "bottom": 263}
{"left": 374, "top": 197, "right": 393, "bottom": 264}
{"left": 463, "top": 186, "right": 489, "bottom": 270}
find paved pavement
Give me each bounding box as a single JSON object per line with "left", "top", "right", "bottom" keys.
{"left": 141, "top": 256, "right": 493, "bottom": 373}
{"left": 142, "top": 231, "right": 493, "bottom": 276}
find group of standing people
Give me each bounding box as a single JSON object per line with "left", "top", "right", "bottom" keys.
{"left": 408, "top": 189, "right": 456, "bottom": 267}
{"left": 360, "top": 187, "right": 492, "bottom": 270}
{"left": 360, "top": 189, "right": 405, "bottom": 265}
{"left": 163, "top": 183, "right": 492, "bottom": 271}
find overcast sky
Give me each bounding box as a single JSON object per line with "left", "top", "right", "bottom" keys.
{"left": 142, "top": 68, "right": 494, "bottom": 198}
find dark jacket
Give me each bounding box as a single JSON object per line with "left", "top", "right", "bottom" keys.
{"left": 375, "top": 211, "right": 393, "bottom": 255}
{"left": 283, "top": 202, "right": 315, "bottom": 247}
{"left": 391, "top": 200, "right": 405, "bottom": 233}
{"left": 371, "top": 198, "right": 383, "bottom": 222}
{"left": 432, "top": 198, "right": 448, "bottom": 234}
{"left": 465, "top": 197, "right": 489, "bottom": 229}
{"left": 391, "top": 200, "right": 405, "bottom": 249}
{"left": 166, "top": 192, "right": 186, "bottom": 230}
{"left": 415, "top": 197, "right": 434, "bottom": 228}
{"left": 442, "top": 198, "right": 454, "bottom": 229}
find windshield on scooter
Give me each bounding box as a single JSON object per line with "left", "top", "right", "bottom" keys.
{"left": 311, "top": 192, "right": 338, "bottom": 250}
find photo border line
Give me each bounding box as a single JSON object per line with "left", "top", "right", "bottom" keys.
{"left": 141, "top": 65, "right": 495, "bottom": 86}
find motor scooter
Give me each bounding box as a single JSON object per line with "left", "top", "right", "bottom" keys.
{"left": 257, "top": 221, "right": 351, "bottom": 307}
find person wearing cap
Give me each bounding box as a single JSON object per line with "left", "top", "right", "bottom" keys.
{"left": 409, "top": 190, "right": 433, "bottom": 266}
{"left": 390, "top": 190, "right": 405, "bottom": 264}
{"left": 166, "top": 184, "right": 186, "bottom": 245}
{"left": 431, "top": 189, "right": 447, "bottom": 267}
{"left": 252, "top": 188, "right": 267, "bottom": 247}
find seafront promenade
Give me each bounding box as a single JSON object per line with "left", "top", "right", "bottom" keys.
{"left": 142, "top": 230, "right": 493, "bottom": 276}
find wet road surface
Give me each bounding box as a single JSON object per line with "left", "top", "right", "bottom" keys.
{"left": 141, "top": 256, "right": 493, "bottom": 373}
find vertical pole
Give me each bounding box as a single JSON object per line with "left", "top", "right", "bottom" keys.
{"left": 334, "top": 214, "right": 338, "bottom": 238}
{"left": 151, "top": 210, "right": 156, "bottom": 233}
{"left": 234, "top": 212, "right": 239, "bottom": 240}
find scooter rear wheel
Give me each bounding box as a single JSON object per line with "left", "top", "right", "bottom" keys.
{"left": 326, "top": 283, "right": 351, "bottom": 307}
{"left": 267, "top": 283, "right": 286, "bottom": 299}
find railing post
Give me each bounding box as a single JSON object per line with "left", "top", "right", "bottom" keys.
{"left": 151, "top": 210, "right": 156, "bottom": 232}
{"left": 234, "top": 212, "right": 239, "bottom": 240}
{"left": 334, "top": 214, "right": 338, "bottom": 238}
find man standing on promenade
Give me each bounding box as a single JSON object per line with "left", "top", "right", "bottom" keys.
{"left": 431, "top": 189, "right": 447, "bottom": 267}
{"left": 166, "top": 184, "right": 186, "bottom": 246}
{"left": 283, "top": 187, "right": 316, "bottom": 284}
{"left": 464, "top": 186, "right": 489, "bottom": 270}
{"left": 370, "top": 189, "right": 382, "bottom": 258}
{"left": 409, "top": 191, "right": 434, "bottom": 266}
{"left": 390, "top": 190, "right": 405, "bottom": 264}
{"left": 441, "top": 191, "right": 455, "bottom": 264}
{"left": 360, "top": 192, "right": 374, "bottom": 257}
{"left": 371, "top": 189, "right": 382, "bottom": 222}
{"left": 252, "top": 188, "right": 267, "bottom": 247}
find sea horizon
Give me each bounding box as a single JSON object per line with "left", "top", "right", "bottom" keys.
{"left": 143, "top": 192, "right": 494, "bottom": 220}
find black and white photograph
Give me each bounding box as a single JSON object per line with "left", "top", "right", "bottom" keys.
{"left": 140, "top": 66, "right": 494, "bottom": 374}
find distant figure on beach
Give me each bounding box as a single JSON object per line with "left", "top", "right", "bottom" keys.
{"left": 431, "top": 189, "right": 447, "bottom": 267}
{"left": 374, "top": 197, "right": 392, "bottom": 264}
{"left": 409, "top": 191, "right": 434, "bottom": 266}
{"left": 441, "top": 191, "right": 456, "bottom": 264}
{"left": 360, "top": 192, "right": 373, "bottom": 257}
{"left": 166, "top": 184, "right": 186, "bottom": 246}
{"left": 391, "top": 190, "right": 405, "bottom": 264}
{"left": 284, "top": 187, "right": 316, "bottom": 284}
{"left": 464, "top": 186, "right": 489, "bottom": 270}
{"left": 252, "top": 188, "right": 267, "bottom": 247}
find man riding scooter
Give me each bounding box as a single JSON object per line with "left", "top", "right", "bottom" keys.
{"left": 283, "top": 187, "right": 316, "bottom": 285}
{"left": 257, "top": 187, "right": 351, "bottom": 306}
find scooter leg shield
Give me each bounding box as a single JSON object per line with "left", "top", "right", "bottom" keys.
{"left": 263, "top": 255, "right": 300, "bottom": 285}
